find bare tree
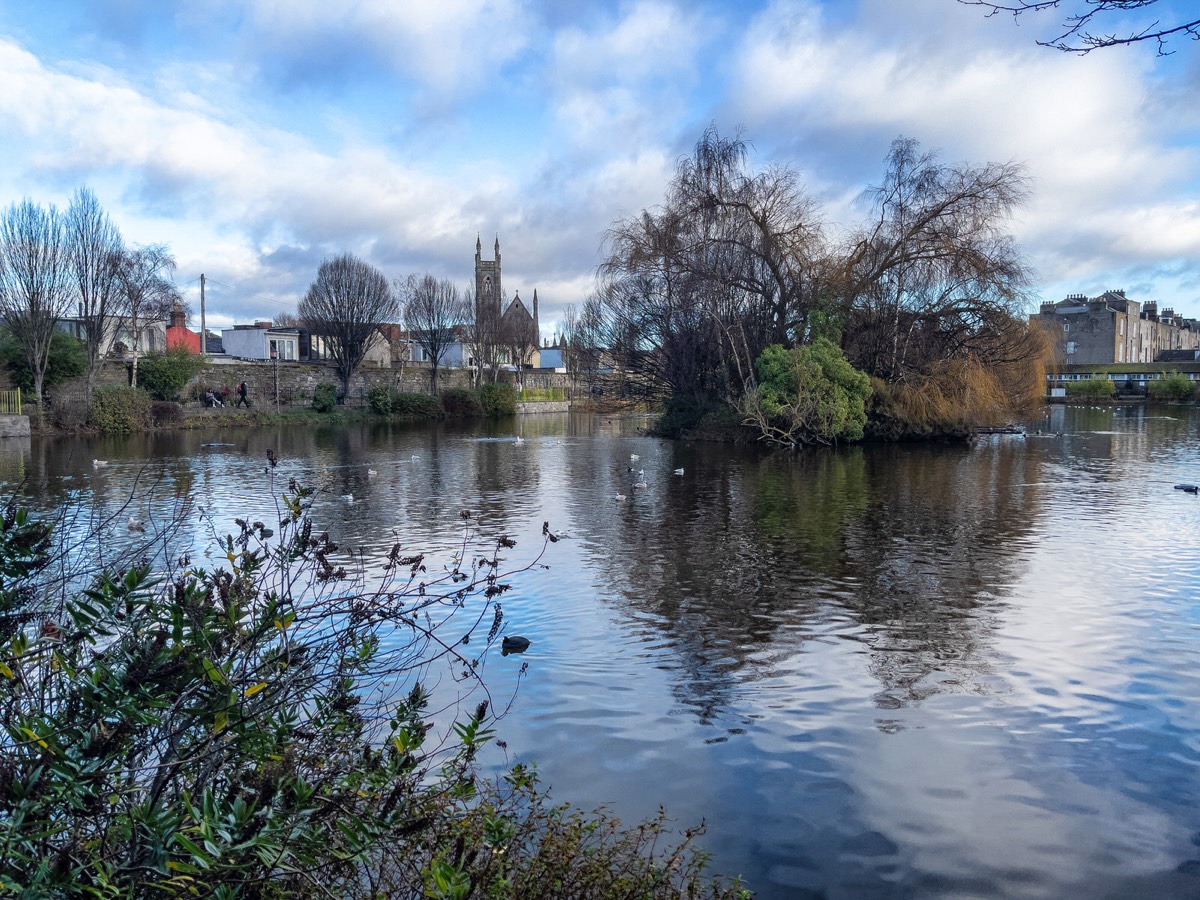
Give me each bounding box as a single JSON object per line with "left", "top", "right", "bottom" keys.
{"left": 115, "top": 244, "right": 181, "bottom": 389}
{"left": 299, "top": 253, "right": 399, "bottom": 399}
{"left": 0, "top": 199, "right": 75, "bottom": 407}
{"left": 500, "top": 298, "right": 539, "bottom": 373}
{"left": 402, "top": 273, "right": 470, "bottom": 394}
{"left": 462, "top": 285, "right": 504, "bottom": 385}
{"left": 559, "top": 297, "right": 610, "bottom": 400}
{"left": 960, "top": 0, "right": 1199, "bottom": 53}
{"left": 66, "top": 188, "right": 125, "bottom": 408}
{"left": 841, "top": 137, "right": 1035, "bottom": 382}
{"left": 601, "top": 126, "right": 831, "bottom": 406}
{"left": 272, "top": 311, "right": 303, "bottom": 328}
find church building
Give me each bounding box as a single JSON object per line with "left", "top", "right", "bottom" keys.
{"left": 475, "top": 235, "right": 540, "bottom": 367}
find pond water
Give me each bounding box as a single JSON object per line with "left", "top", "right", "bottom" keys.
{"left": 3, "top": 405, "right": 1200, "bottom": 899}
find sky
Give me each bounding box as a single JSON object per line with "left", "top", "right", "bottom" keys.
{"left": 1, "top": 0, "right": 1198, "bottom": 341}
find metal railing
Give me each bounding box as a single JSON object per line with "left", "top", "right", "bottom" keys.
{"left": 0, "top": 388, "right": 21, "bottom": 415}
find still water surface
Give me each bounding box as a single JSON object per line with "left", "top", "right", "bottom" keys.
{"left": 3, "top": 405, "right": 1200, "bottom": 898}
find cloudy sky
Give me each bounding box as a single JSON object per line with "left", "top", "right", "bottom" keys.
{"left": 1, "top": 0, "right": 1198, "bottom": 339}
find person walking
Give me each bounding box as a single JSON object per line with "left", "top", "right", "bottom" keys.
{"left": 235, "top": 381, "right": 250, "bottom": 408}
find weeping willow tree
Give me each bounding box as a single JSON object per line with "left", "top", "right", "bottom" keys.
{"left": 840, "top": 138, "right": 1050, "bottom": 437}
{"left": 599, "top": 126, "right": 833, "bottom": 408}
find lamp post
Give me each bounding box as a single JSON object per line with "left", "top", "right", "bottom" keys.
{"left": 271, "top": 348, "right": 279, "bottom": 409}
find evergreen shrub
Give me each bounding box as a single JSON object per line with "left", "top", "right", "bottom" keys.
{"left": 441, "top": 387, "right": 484, "bottom": 417}
{"left": 137, "top": 346, "right": 205, "bottom": 401}
{"left": 312, "top": 382, "right": 338, "bottom": 412}
{"left": 90, "top": 385, "right": 152, "bottom": 434}
{"left": 1065, "top": 377, "right": 1115, "bottom": 400}
{"left": 1147, "top": 373, "right": 1195, "bottom": 401}
{"left": 393, "top": 392, "right": 443, "bottom": 419}
{"left": 480, "top": 382, "right": 518, "bottom": 416}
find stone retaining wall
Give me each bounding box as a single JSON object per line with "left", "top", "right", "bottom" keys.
{"left": 0, "top": 415, "right": 30, "bottom": 438}
{"left": 54, "top": 360, "right": 575, "bottom": 409}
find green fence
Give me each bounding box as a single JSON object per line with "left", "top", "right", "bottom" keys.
{"left": 0, "top": 388, "right": 20, "bottom": 415}
{"left": 518, "top": 386, "right": 566, "bottom": 402}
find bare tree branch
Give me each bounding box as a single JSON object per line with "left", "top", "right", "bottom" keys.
{"left": 959, "top": 0, "right": 1200, "bottom": 54}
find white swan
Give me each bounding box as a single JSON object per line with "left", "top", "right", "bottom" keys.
{"left": 367, "top": 468, "right": 378, "bottom": 477}
{"left": 340, "top": 493, "right": 354, "bottom": 502}
{"left": 633, "top": 478, "right": 648, "bottom": 489}
{"left": 93, "top": 459, "right": 109, "bottom": 468}
{"left": 630, "top": 453, "right": 640, "bottom": 461}
{"left": 514, "top": 436, "right": 525, "bottom": 444}
{"left": 614, "top": 493, "right": 626, "bottom": 501}
{"left": 673, "top": 468, "right": 684, "bottom": 475}
{"left": 127, "top": 516, "right": 145, "bottom": 532}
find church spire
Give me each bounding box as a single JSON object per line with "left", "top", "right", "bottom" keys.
{"left": 476, "top": 233, "right": 481, "bottom": 260}
{"left": 494, "top": 234, "right": 501, "bottom": 265}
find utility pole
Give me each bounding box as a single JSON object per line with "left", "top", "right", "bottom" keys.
{"left": 200, "top": 274, "right": 207, "bottom": 355}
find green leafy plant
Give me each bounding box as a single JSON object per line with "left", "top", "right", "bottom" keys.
{"left": 136, "top": 346, "right": 206, "bottom": 401}
{"left": 441, "top": 387, "right": 484, "bottom": 418}
{"left": 0, "top": 489, "right": 744, "bottom": 898}
{"left": 1065, "top": 377, "right": 1115, "bottom": 400}
{"left": 312, "top": 382, "right": 339, "bottom": 412}
{"left": 367, "top": 384, "right": 396, "bottom": 414}
{"left": 89, "top": 384, "right": 153, "bottom": 433}
{"left": 393, "top": 391, "right": 444, "bottom": 419}
{"left": 1147, "top": 372, "right": 1195, "bottom": 401}
{"left": 743, "top": 339, "right": 872, "bottom": 447}
{"left": 480, "top": 382, "right": 518, "bottom": 416}
{"left": 0, "top": 327, "right": 86, "bottom": 393}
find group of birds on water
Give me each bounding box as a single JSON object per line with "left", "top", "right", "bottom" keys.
{"left": 613, "top": 453, "right": 685, "bottom": 501}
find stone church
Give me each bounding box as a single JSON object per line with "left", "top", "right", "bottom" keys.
{"left": 475, "top": 235, "right": 540, "bottom": 367}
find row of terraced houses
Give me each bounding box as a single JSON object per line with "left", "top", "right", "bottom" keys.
{"left": 1034, "top": 290, "right": 1200, "bottom": 365}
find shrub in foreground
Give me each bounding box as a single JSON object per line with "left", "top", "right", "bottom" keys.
{"left": 0, "top": 485, "right": 744, "bottom": 898}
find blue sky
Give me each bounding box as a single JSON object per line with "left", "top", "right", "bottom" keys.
{"left": 1, "top": 0, "right": 1198, "bottom": 339}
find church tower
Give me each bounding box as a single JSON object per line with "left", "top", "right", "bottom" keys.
{"left": 475, "top": 234, "right": 502, "bottom": 325}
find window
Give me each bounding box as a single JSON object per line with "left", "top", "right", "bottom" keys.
{"left": 1066, "top": 341, "right": 1076, "bottom": 354}
{"left": 1063, "top": 323, "right": 1070, "bottom": 332}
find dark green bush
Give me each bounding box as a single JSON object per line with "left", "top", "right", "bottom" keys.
{"left": 367, "top": 384, "right": 396, "bottom": 414}
{"left": 0, "top": 327, "right": 86, "bottom": 393}
{"left": 0, "top": 491, "right": 745, "bottom": 899}
{"left": 90, "top": 385, "right": 152, "bottom": 434}
{"left": 137, "top": 346, "right": 206, "bottom": 401}
{"left": 1147, "top": 372, "right": 1195, "bottom": 401}
{"left": 312, "top": 382, "right": 339, "bottom": 412}
{"left": 480, "top": 382, "right": 518, "bottom": 416}
{"left": 441, "top": 386, "right": 484, "bottom": 418}
{"left": 392, "top": 392, "right": 444, "bottom": 419}
{"left": 1065, "top": 377, "right": 1115, "bottom": 400}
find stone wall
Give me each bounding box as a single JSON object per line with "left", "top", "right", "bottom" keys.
{"left": 68, "top": 359, "right": 574, "bottom": 408}
{"left": 0, "top": 415, "right": 30, "bottom": 437}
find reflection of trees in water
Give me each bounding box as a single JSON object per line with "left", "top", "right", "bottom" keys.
{"left": 840, "top": 441, "right": 1043, "bottom": 714}
{"left": 579, "top": 438, "right": 1046, "bottom": 725}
